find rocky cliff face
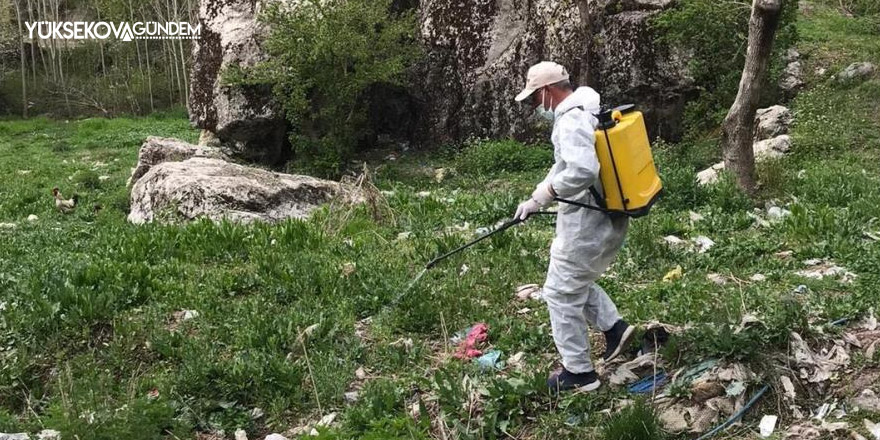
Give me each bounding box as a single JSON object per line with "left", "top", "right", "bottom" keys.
{"left": 188, "top": 0, "right": 290, "bottom": 165}
{"left": 415, "top": 0, "right": 696, "bottom": 143}
{"left": 186, "top": 0, "right": 696, "bottom": 161}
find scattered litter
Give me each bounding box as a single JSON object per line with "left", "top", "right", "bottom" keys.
{"left": 17, "top": 170, "right": 31, "bottom": 175}
{"left": 663, "top": 265, "right": 683, "bottom": 282}
{"left": 507, "top": 351, "right": 525, "bottom": 369}
{"left": 793, "top": 284, "right": 808, "bottom": 294}
{"left": 791, "top": 332, "right": 850, "bottom": 383}
{"left": 664, "top": 235, "right": 686, "bottom": 247}
{"left": 453, "top": 323, "right": 489, "bottom": 359}
{"left": 474, "top": 349, "right": 503, "bottom": 370}
{"left": 693, "top": 236, "right": 715, "bottom": 253}
{"left": 767, "top": 206, "right": 792, "bottom": 221}
{"left": 750, "top": 273, "right": 767, "bottom": 282}
{"left": 815, "top": 402, "right": 836, "bottom": 421}
{"left": 747, "top": 211, "right": 772, "bottom": 228}
{"left": 853, "top": 390, "right": 880, "bottom": 412}
{"left": 396, "top": 231, "right": 411, "bottom": 241}
{"left": 98, "top": 175, "right": 110, "bottom": 181}
{"left": 459, "top": 264, "right": 469, "bottom": 276}
{"left": 609, "top": 353, "right": 656, "bottom": 385}
{"left": 865, "top": 419, "right": 880, "bottom": 439}
{"left": 264, "top": 434, "right": 288, "bottom": 440}
{"left": 234, "top": 429, "right": 248, "bottom": 440}
{"left": 780, "top": 375, "right": 796, "bottom": 400}
{"left": 797, "top": 169, "right": 807, "bottom": 179}
{"left": 515, "top": 284, "right": 540, "bottom": 301}
{"left": 689, "top": 211, "right": 705, "bottom": 222}
{"left": 390, "top": 338, "right": 414, "bottom": 351}
{"left": 27, "top": 214, "right": 38, "bottom": 222}
{"left": 516, "top": 307, "right": 531, "bottom": 315}
{"left": 343, "top": 391, "right": 360, "bottom": 403}
{"left": 341, "top": 262, "right": 356, "bottom": 277}
{"left": 355, "top": 367, "right": 367, "bottom": 380}
{"left": 416, "top": 191, "right": 431, "bottom": 198}
{"left": 628, "top": 371, "right": 668, "bottom": 394}
{"left": 726, "top": 381, "right": 746, "bottom": 397}
{"left": 759, "top": 414, "right": 778, "bottom": 437}
{"left": 734, "top": 313, "right": 764, "bottom": 334}
{"left": 639, "top": 326, "right": 670, "bottom": 355}
{"left": 302, "top": 323, "right": 319, "bottom": 337}
{"left": 784, "top": 424, "right": 821, "bottom": 440}
{"left": 317, "top": 412, "right": 337, "bottom": 428}
{"left": 865, "top": 308, "right": 878, "bottom": 331}
{"left": 796, "top": 259, "right": 856, "bottom": 283}
{"left": 380, "top": 190, "right": 395, "bottom": 197}
{"left": 251, "top": 408, "right": 264, "bottom": 419}
{"left": 775, "top": 250, "right": 794, "bottom": 259}
{"left": 707, "top": 273, "right": 728, "bottom": 285}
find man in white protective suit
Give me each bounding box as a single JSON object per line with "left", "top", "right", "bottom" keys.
{"left": 513, "top": 61, "right": 635, "bottom": 393}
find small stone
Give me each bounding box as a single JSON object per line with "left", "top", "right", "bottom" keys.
{"left": 27, "top": 215, "right": 38, "bottom": 222}
{"left": 355, "top": 367, "right": 367, "bottom": 380}
{"left": 182, "top": 310, "right": 199, "bottom": 321}
{"left": 416, "top": 191, "right": 431, "bottom": 198}
{"left": 688, "top": 211, "right": 705, "bottom": 222}
{"left": 663, "top": 235, "right": 685, "bottom": 246}
{"left": 264, "top": 434, "right": 288, "bottom": 440}
{"left": 707, "top": 273, "right": 727, "bottom": 285}
{"left": 697, "top": 162, "right": 725, "bottom": 186}
{"left": 344, "top": 391, "right": 360, "bottom": 403}
{"left": 38, "top": 430, "right": 61, "bottom": 440}
{"left": 692, "top": 236, "right": 715, "bottom": 253}
{"left": 750, "top": 274, "right": 767, "bottom": 282}
{"left": 755, "top": 105, "right": 793, "bottom": 140}
{"left": 838, "top": 62, "right": 876, "bottom": 83}
{"left": 234, "top": 429, "right": 248, "bottom": 440}
{"left": 767, "top": 206, "right": 792, "bottom": 221}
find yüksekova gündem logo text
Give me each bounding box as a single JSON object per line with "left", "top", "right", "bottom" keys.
{"left": 25, "top": 21, "right": 200, "bottom": 41}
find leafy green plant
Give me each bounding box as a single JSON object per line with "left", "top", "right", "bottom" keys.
{"left": 601, "top": 398, "right": 666, "bottom": 440}
{"left": 226, "top": 0, "right": 421, "bottom": 177}
{"left": 653, "top": 0, "right": 799, "bottom": 134}
{"left": 456, "top": 139, "right": 553, "bottom": 176}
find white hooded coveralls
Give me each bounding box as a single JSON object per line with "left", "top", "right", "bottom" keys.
{"left": 540, "top": 87, "right": 629, "bottom": 374}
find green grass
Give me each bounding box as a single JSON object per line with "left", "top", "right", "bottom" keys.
{"left": 0, "top": 5, "right": 879, "bottom": 440}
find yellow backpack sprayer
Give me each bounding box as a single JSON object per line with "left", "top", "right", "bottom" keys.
{"left": 555, "top": 104, "right": 663, "bottom": 217}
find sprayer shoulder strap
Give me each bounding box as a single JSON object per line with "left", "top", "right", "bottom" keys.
{"left": 557, "top": 105, "right": 608, "bottom": 210}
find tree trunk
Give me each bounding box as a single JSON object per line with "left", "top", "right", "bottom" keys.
{"left": 25, "top": 0, "right": 37, "bottom": 84}
{"left": 576, "top": 0, "right": 595, "bottom": 87}
{"left": 13, "top": 0, "right": 28, "bottom": 117}
{"left": 720, "top": 0, "right": 784, "bottom": 195}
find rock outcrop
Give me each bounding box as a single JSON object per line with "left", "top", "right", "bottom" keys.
{"left": 754, "top": 105, "right": 792, "bottom": 141}
{"left": 188, "top": 0, "right": 289, "bottom": 165}
{"left": 186, "top": 0, "right": 696, "bottom": 160}
{"left": 128, "top": 139, "right": 360, "bottom": 225}
{"left": 416, "top": 0, "right": 695, "bottom": 144}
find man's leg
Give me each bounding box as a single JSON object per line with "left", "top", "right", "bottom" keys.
{"left": 583, "top": 282, "right": 622, "bottom": 332}
{"left": 543, "top": 284, "right": 593, "bottom": 374}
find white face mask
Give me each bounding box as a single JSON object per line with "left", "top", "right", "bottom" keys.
{"left": 534, "top": 89, "right": 555, "bottom": 122}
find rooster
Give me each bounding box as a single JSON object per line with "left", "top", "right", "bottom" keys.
{"left": 52, "top": 187, "right": 78, "bottom": 213}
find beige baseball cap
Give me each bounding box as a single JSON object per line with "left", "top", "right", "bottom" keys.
{"left": 514, "top": 61, "right": 570, "bottom": 102}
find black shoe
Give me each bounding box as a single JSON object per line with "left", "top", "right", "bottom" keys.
{"left": 547, "top": 368, "right": 601, "bottom": 393}
{"left": 603, "top": 319, "right": 636, "bottom": 362}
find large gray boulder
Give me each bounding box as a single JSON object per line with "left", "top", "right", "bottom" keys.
{"left": 188, "top": 0, "right": 289, "bottom": 165}
{"left": 128, "top": 144, "right": 361, "bottom": 224}
{"left": 416, "top": 0, "right": 694, "bottom": 143}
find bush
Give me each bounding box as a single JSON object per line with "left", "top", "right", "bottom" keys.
{"left": 228, "top": 0, "right": 421, "bottom": 177}
{"left": 653, "top": 0, "right": 799, "bottom": 134}
{"left": 456, "top": 140, "right": 553, "bottom": 176}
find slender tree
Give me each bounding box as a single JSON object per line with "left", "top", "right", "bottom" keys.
{"left": 721, "top": 0, "right": 784, "bottom": 194}
{"left": 12, "top": 0, "right": 28, "bottom": 117}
